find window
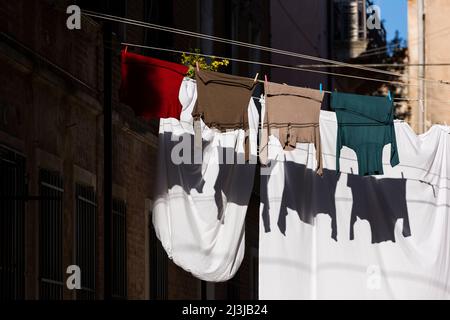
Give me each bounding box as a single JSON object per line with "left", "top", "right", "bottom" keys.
{"left": 39, "top": 169, "right": 64, "bottom": 300}
{"left": 149, "top": 212, "right": 168, "bottom": 300}
{"left": 75, "top": 184, "right": 97, "bottom": 300}
{"left": 357, "top": 0, "right": 367, "bottom": 40}
{"left": 0, "top": 145, "right": 25, "bottom": 300}
{"left": 112, "top": 198, "right": 127, "bottom": 299}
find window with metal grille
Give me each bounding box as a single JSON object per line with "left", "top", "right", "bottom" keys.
{"left": 112, "top": 198, "right": 127, "bottom": 299}
{"left": 75, "top": 184, "right": 97, "bottom": 300}
{"left": 39, "top": 169, "right": 64, "bottom": 300}
{"left": 149, "top": 211, "right": 168, "bottom": 300}
{"left": 0, "top": 145, "right": 25, "bottom": 300}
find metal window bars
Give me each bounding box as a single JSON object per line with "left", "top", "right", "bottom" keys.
{"left": 112, "top": 198, "right": 127, "bottom": 299}
{"left": 0, "top": 145, "right": 25, "bottom": 300}
{"left": 75, "top": 184, "right": 97, "bottom": 300}
{"left": 39, "top": 169, "right": 64, "bottom": 300}
{"left": 149, "top": 210, "right": 168, "bottom": 300}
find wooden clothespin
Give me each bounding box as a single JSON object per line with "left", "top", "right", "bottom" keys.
{"left": 254, "top": 73, "right": 259, "bottom": 83}
{"left": 124, "top": 45, "right": 128, "bottom": 54}
{"left": 196, "top": 61, "right": 200, "bottom": 72}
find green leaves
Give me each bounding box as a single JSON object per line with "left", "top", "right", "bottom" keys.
{"left": 181, "top": 49, "right": 230, "bottom": 78}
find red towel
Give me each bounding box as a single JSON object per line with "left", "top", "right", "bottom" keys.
{"left": 120, "top": 50, "right": 189, "bottom": 120}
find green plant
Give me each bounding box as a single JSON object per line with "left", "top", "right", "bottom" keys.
{"left": 181, "top": 49, "right": 229, "bottom": 78}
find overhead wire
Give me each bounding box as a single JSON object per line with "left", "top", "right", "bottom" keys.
{"left": 294, "top": 63, "right": 450, "bottom": 68}
{"left": 121, "top": 42, "right": 441, "bottom": 103}
{"left": 81, "top": 10, "right": 450, "bottom": 88}
{"left": 362, "top": 26, "right": 450, "bottom": 54}
{"left": 122, "top": 42, "right": 410, "bottom": 87}
{"left": 110, "top": 40, "right": 450, "bottom": 90}
{"left": 85, "top": 10, "right": 450, "bottom": 104}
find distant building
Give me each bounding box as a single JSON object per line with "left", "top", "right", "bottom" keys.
{"left": 333, "top": 0, "right": 369, "bottom": 60}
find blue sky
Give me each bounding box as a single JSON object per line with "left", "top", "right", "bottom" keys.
{"left": 371, "top": 0, "right": 408, "bottom": 42}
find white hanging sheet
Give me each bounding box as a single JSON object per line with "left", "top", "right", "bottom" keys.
{"left": 259, "top": 108, "right": 450, "bottom": 299}
{"left": 152, "top": 78, "right": 258, "bottom": 282}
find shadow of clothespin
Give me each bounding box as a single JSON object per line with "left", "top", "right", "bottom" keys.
{"left": 419, "top": 179, "right": 437, "bottom": 198}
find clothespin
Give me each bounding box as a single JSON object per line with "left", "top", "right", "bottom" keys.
{"left": 264, "top": 74, "right": 268, "bottom": 84}
{"left": 388, "top": 90, "right": 392, "bottom": 101}
{"left": 124, "top": 45, "right": 128, "bottom": 54}
{"left": 196, "top": 61, "right": 200, "bottom": 72}
{"left": 254, "top": 73, "right": 259, "bottom": 83}
{"left": 319, "top": 83, "right": 323, "bottom": 93}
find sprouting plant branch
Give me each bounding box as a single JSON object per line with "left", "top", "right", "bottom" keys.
{"left": 181, "top": 49, "right": 230, "bottom": 78}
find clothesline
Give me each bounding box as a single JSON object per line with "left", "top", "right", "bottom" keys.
{"left": 250, "top": 97, "right": 418, "bottom": 104}
{"left": 82, "top": 10, "right": 450, "bottom": 88}
{"left": 122, "top": 42, "right": 431, "bottom": 103}
{"left": 120, "top": 42, "right": 406, "bottom": 87}
{"left": 296, "top": 63, "right": 450, "bottom": 68}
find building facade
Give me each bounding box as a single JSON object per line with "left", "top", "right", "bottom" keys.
{"left": 0, "top": 0, "right": 270, "bottom": 300}
{"left": 408, "top": 0, "right": 450, "bottom": 133}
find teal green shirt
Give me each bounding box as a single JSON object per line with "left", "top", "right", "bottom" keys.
{"left": 331, "top": 92, "right": 400, "bottom": 176}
